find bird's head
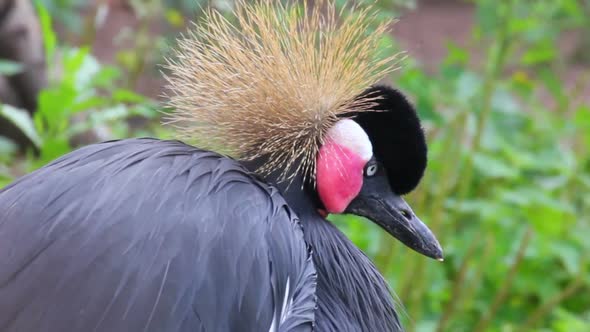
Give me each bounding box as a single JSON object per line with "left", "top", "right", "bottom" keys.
{"left": 165, "top": 0, "right": 442, "bottom": 260}
{"left": 315, "top": 85, "right": 442, "bottom": 260}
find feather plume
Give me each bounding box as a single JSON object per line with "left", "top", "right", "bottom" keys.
{"left": 164, "top": 0, "right": 403, "bottom": 183}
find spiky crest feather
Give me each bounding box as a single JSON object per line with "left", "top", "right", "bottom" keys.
{"left": 165, "top": 0, "right": 402, "bottom": 183}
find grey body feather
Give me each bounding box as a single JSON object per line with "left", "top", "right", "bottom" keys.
{"left": 0, "top": 138, "right": 316, "bottom": 332}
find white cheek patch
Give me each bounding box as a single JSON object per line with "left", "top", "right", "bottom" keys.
{"left": 325, "top": 119, "right": 373, "bottom": 162}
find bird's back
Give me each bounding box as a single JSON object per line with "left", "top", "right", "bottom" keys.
{"left": 0, "top": 138, "right": 316, "bottom": 332}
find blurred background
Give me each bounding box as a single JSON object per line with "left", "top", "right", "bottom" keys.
{"left": 0, "top": 0, "right": 589, "bottom": 331}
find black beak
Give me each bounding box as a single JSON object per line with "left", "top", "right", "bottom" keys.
{"left": 345, "top": 176, "right": 443, "bottom": 260}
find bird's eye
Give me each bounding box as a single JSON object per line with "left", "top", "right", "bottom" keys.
{"left": 365, "top": 163, "right": 378, "bottom": 177}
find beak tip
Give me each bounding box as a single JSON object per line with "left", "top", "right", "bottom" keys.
{"left": 435, "top": 247, "right": 444, "bottom": 261}
{"left": 425, "top": 244, "right": 444, "bottom": 262}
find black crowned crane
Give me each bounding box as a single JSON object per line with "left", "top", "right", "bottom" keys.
{"left": 0, "top": 1, "right": 443, "bottom": 331}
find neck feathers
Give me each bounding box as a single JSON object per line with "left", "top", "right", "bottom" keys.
{"left": 303, "top": 216, "right": 402, "bottom": 331}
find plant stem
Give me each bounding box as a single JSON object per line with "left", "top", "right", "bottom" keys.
{"left": 472, "top": 227, "right": 533, "bottom": 332}
{"left": 434, "top": 238, "right": 479, "bottom": 332}
{"left": 456, "top": 0, "right": 513, "bottom": 200}
{"left": 374, "top": 234, "right": 397, "bottom": 273}
{"left": 434, "top": 3, "right": 515, "bottom": 329}
{"left": 459, "top": 234, "right": 495, "bottom": 314}
{"left": 127, "top": 16, "right": 152, "bottom": 90}
{"left": 519, "top": 274, "right": 586, "bottom": 330}
{"left": 400, "top": 113, "right": 465, "bottom": 329}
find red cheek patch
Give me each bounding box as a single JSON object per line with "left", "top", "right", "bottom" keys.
{"left": 316, "top": 140, "right": 366, "bottom": 213}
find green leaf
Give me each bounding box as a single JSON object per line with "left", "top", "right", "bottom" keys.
{"left": 521, "top": 41, "right": 557, "bottom": 65}
{"left": 37, "top": 138, "right": 70, "bottom": 165}
{"left": 473, "top": 152, "right": 519, "bottom": 179}
{"left": 551, "top": 243, "right": 581, "bottom": 276}
{"left": 62, "top": 47, "right": 100, "bottom": 89}
{"left": 36, "top": 86, "right": 77, "bottom": 128}
{"left": 114, "top": 90, "right": 146, "bottom": 104}
{"left": 444, "top": 42, "right": 470, "bottom": 66}
{"left": 0, "top": 136, "right": 17, "bottom": 160}
{"left": 165, "top": 9, "right": 185, "bottom": 28}
{"left": 0, "top": 104, "right": 42, "bottom": 147}
{"left": 455, "top": 71, "right": 481, "bottom": 101}
{"left": 574, "top": 105, "right": 590, "bottom": 146}
{"left": 92, "top": 66, "right": 121, "bottom": 88}
{"left": 35, "top": 2, "right": 57, "bottom": 65}
{"left": 574, "top": 105, "right": 590, "bottom": 127}
{"left": 553, "top": 309, "right": 590, "bottom": 332}
{"left": 70, "top": 96, "right": 109, "bottom": 113}
{"left": 0, "top": 60, "right": 24, "bottom": 76}
{"left": 90, "top": 104, "right": 131, "bottom": 123}
{"left": 492, "top": 88, "right": 520, "bottom": 114}
{"left": 475, "top": 0, "right": 498, "bottom": 35}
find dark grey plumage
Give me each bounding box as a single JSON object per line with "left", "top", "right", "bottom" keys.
{"left": 0, "top": 138, "right": 316, "bottom": 332}
{"left": 262, "top": 168, "right": 402, "bottom": 332}
{"left": 306, "top": 220, "right": 401, "bottom": 331}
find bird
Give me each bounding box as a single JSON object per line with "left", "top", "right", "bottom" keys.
{"left": 0, "top": 1, "right": 443, "bottom": 331}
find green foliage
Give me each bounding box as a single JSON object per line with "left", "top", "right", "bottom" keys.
{"left": 33, "top": 45, "right": 159, "bottom": 165}
{"left": 37, "top": 2, "right": 57, "bottom": 64}
{"left": 1, "top": 2, "right": 162, "bottom": 181}
{"left": 1, "top": 0, "right": 589, "bottom": 331}
{"left": 0, "top": 60, "right": 24, "bottom": 76}
{"left": 35, "top": 0, "right": 86, "bottom": 31}
{"left": 0, "top": 104, "right": 41, "bottom": 147}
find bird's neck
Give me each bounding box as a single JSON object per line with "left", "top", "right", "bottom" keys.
{"left": 240, "top": 160, "right": 401, "bottom": 331}
{"left": 278, "top": 190, "right": 402, "bottom": 331}
{"left": 301, "top": 216, "right": 402, "bottom": 331}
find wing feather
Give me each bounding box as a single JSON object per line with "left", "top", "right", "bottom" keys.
{"left": 0, "top": 138, "right": 316, "bottom": 332}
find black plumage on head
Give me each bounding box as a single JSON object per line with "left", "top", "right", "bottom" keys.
{"left": 350, "top": 85, "right": 428, "bottom": 195}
